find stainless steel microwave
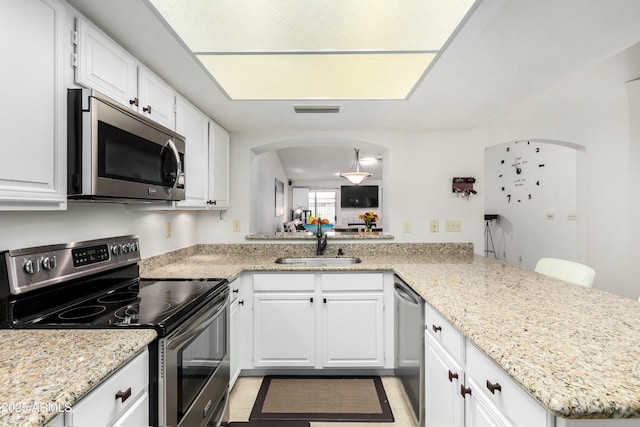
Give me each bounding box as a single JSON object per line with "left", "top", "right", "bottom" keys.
{"left": 67, "top": 88, "right": 185, "bottom": 202}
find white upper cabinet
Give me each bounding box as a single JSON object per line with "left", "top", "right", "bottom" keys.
{"left": 74, "top": 17, "right": 138, "bottom": 111}
{"left": 174, "top": 98, "right": 230, "bottom": 210}
{"left": 208, "top": 122, "right": 230, "bottom": 209}
{"left": 175, "top": 96, "right": 210, "bottom": 208}
{"left": 74, "top": 17, "right": 176, "bottom": 130}
{"left": 0, "top": 0, "right": 67, "bottom": 210}
{"left": 137, "top": 67, "right": 176, "bottom": 130}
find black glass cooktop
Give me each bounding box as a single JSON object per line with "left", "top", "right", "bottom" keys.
{"left": 5, "top": 266, "right": 227, "bottom": 336}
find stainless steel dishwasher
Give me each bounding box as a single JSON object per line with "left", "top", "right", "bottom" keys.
{"left": 394, "top": 275, "right": 425, "bottom": 427}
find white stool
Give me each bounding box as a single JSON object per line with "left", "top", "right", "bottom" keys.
{"left": 534, "top": 258, "right": 595, "bottom": 288}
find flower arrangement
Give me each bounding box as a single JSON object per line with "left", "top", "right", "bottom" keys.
{"left": 358, "top": 211, "right": 378, "bottom": 232}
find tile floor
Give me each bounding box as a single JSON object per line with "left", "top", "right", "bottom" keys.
{"left": 229, "top": 376, "right": 416, "bottom": 427}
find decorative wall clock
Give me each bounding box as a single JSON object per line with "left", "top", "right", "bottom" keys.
{"left": 497, "top": 141, "right": 545, "bottom": 203}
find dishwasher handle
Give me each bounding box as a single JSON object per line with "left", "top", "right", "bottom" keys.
{"left": 394, "top": 282, "right": 421, "bottom": 307}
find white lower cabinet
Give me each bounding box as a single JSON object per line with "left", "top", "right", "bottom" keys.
{"left": 63, "top": 349, "right": 149, "bottom": 427}
{"left": 250, "top": 272, "right": 386, "bottom": 369}
{"left": 425, "top": 304, "right": 552, "bottom": 427}
{"left": 322, "top": 292, "right": 384, "bottom": 367}
{"left": 230, "top": 279, "right": 241, "bottom": 388}
{"left": 425, "top": 334, "right": 464, "bottom": 427}
{"left": 253, "top": 291, "right": 317, "bottom": 367}
{"left": 464, "top": 341, "right": 549, "bottom": 427}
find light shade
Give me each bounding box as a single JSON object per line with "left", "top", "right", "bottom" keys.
{"left": 340, "top": 149, "right": 372, "bottom": 185}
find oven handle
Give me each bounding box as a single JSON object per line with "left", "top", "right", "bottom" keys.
{"left": 166, "top": 290, "right": 228, "bottom": 351}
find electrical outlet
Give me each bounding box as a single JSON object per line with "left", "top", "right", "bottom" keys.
{"left": 546, "top": 213, "right": 555, "bottom": 220}
{"left": 402, "top": 220, "right": 412, "bottom": 233}
{"left": 165, "top": 221, "right": 172, "bottom": 238}
{"left": 430, "top": 220, "right": 439, "bottom": 232}
{"left": 567, "top": 214, "right": 577, "bottom": 221}
{"left": 445, "top": 220, "right": 462, "bottom": 232}
{"left": 232, "top": 220, "right": 241, "bottom": 232}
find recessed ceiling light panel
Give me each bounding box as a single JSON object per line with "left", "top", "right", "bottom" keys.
{"left": 148, "top": 0, "right": 477, "bottom": 100}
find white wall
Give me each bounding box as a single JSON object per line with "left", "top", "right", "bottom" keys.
{"left": 628, "top": 79, "right": 640, "bottom": 301}
{"left": 484, "top": 141, "right": 578, "bottom": 269}
{"left": 197, "top": 131, "right": 485, "bottom": 252}
{"left": 255, "top": 150, "right": 288, "bottom": 232}
{"left": 475, "top": 42, "right": 640, "bottom": 298}
{"left": 0, "top": 203, "right": 198, "bottom": 258}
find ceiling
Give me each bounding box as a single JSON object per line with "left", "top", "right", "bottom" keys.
{"left": 66, "top": 0, "right": 640, "bottom": 180}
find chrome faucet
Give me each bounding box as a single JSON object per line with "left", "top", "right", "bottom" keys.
{"left": 316, "top": 218, "right": 327, "bottom": 255}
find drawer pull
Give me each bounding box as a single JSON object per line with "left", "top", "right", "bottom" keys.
{"left": 448, "top": 370, "right": 458, "bottom": 382}
{"left": 432, "top": 325, "right": 442, "bottom": 333}
{"left": 486, "top": 380, "right": 502, "bottom": 394}
{"left": 115, "top": 387, "right": 132, "bottom": 403}
{"left": 239, "top": 300, "right": 244, "bottom": 305}
{"left": 129, "top": 97, "right": 138, "bottom": 107}
{"left": 460, "top": 384, "right": 472, "bottom": 398}
{"left": 233, "top": 289, "right": 239, "bottom": 294}
{"left": 143, "top": 105, "right": 152, "bottom": 114}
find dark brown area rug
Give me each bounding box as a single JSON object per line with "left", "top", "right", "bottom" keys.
{"left": 249, "top": 375, "right": 394, "bottom": 423}
{"left": 228, "top": 422, "right": 309, "bottom": 427}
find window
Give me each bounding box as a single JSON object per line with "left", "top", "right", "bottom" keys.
{"left": 308, "top": 190, "right": 336, "bottom": 222}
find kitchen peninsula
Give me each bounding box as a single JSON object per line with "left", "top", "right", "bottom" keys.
{"left": 141, "top": 242, "right": 640, "bottom": 425}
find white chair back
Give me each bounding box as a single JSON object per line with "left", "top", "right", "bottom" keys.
{"left": 534, "top": 258, "right": 595, "bottom": 288}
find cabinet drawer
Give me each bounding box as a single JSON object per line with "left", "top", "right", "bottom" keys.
{"left": 425, "top": 304, "right": 464, "bottom": 364}
{"left": 466, "top": 341, "right": 547, "bottom": 427}
{"left": 68, "top": 349, "right": 149, "bottom": 426}
{"left": 321, "top": 273, "right": 383, "bottom": 291}
{"left": 253, "top": 273, "right": 315, "bottom": 291}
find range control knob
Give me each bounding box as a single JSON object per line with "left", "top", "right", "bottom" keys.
{"left": 111, "top": 245, "right": 121, "bottom": 255}
{"left": 41, "top": 256, "right": 56, "bottom": 271}
{"left": 23, "top": 259, "right": 39, "bottom": 274}
{"left": 130, "top": 242, "right": 138, "bottom": 252}
{"left": 121, "top": 243, "right": 130, "bottom": 254}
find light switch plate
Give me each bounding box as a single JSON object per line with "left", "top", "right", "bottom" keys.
{"left": 430, "top": 220, "right": 439, "bottom": 232}
{"left": 445, "top": 219, "right": 462, "bottom": 232}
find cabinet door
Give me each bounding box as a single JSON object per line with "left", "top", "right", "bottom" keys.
{"left": 230, "top": 296, "right": 241, "bottom": 388}
{"left": 321, "top": 293, "right": 384, "bottom": 367}
{"left": 175, "top": 97, "right": 210, "bottom": 208}
{"left": 0, "top": 0, "right": 66, "bottom": 209}
{"left": 253, "top": 293, "right": 315, "bottom": 367}
{"left": 137, "top": 67, "right": 176, "bottom": 129}
{"left": 75, "top": 17, "right": 138, "bottom": 110}
{"left": 208, "top": 122, "right": 230, "bottom": 209}
{"left": 426, "top": 336, "right": 464, "bottom": 427}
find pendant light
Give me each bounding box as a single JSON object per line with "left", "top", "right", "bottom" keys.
{"left": 340, "top": 148, "right": 372, "bottom": 185}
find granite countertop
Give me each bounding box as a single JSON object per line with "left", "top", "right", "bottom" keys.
{"left": 141, "top": 242, "right": 640, "bottom": 420}
{"left": 0, "top": 329, "right": 156, "bottom": 427}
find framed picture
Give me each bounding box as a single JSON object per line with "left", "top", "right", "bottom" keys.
{"left": 274, "top": 178, "right": 284, "bottom": 217}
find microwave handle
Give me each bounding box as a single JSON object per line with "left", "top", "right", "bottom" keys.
{"left": 164, "top": 139, "right": 181, "bottom": 194}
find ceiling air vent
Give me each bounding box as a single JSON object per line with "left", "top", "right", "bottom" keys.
{"left": 294, "top": 106, "right": 340, "bottom": 114}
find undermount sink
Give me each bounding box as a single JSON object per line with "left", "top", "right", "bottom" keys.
{"left": 274, "top": 257, "right": 362, "bottom": 265}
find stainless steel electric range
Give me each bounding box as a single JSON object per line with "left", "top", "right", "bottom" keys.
{"left": 0, "top": 235, "right": 229, "bottom": 427}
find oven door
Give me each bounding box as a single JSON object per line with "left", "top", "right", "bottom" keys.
{"left": 160, "top": 288, "right": 229, "bottom": 427}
